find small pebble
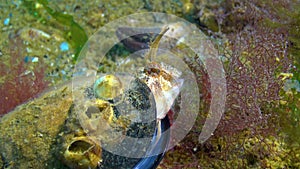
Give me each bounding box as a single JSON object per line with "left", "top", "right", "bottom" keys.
{"left": 60, "top": 42, "right": 69, "bottom": 51}
{"left": 37, "top": 132, "right": 43, "bottom": 138}
{"left": 284, "top": 79, "right": 300, "bottom": 92}
{"left": 24, "top": 56, "right": 39, "bottom": 63}
{"left": 3, "top": 18, "right": 10, "bottom": 25}
{"left": 32, "top": 57, "right": 39, "bottom": 63}
{"left": 24, "top": 56, "right": 30, "bottom": 63}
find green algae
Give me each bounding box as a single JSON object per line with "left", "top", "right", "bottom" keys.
{"left": 38, "top": 0, "right": 88, "bottom": 63}
{"left": 23, "top": 0, "right": 88, "bottom": 63}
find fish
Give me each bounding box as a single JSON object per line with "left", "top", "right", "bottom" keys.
{"left": 131, "top": 26, "right": 183, "bottom": 150}
{"left": 138, "top": 26, "right": 184, "bottom": 121}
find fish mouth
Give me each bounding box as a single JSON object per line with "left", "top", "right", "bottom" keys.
{"left": 116, "top": 27, "right": 161, "bottom": 52}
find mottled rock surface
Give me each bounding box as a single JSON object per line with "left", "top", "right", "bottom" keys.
{"left": 0, "top": 85, "right": 73, "bottom": 168}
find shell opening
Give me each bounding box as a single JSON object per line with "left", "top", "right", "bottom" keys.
{"left": 68, "top": 140, "right": 94, "bottom": 154}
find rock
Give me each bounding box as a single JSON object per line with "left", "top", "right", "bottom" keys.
{"left": 0, "top": 84, "right": 73, "bottom": 169}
